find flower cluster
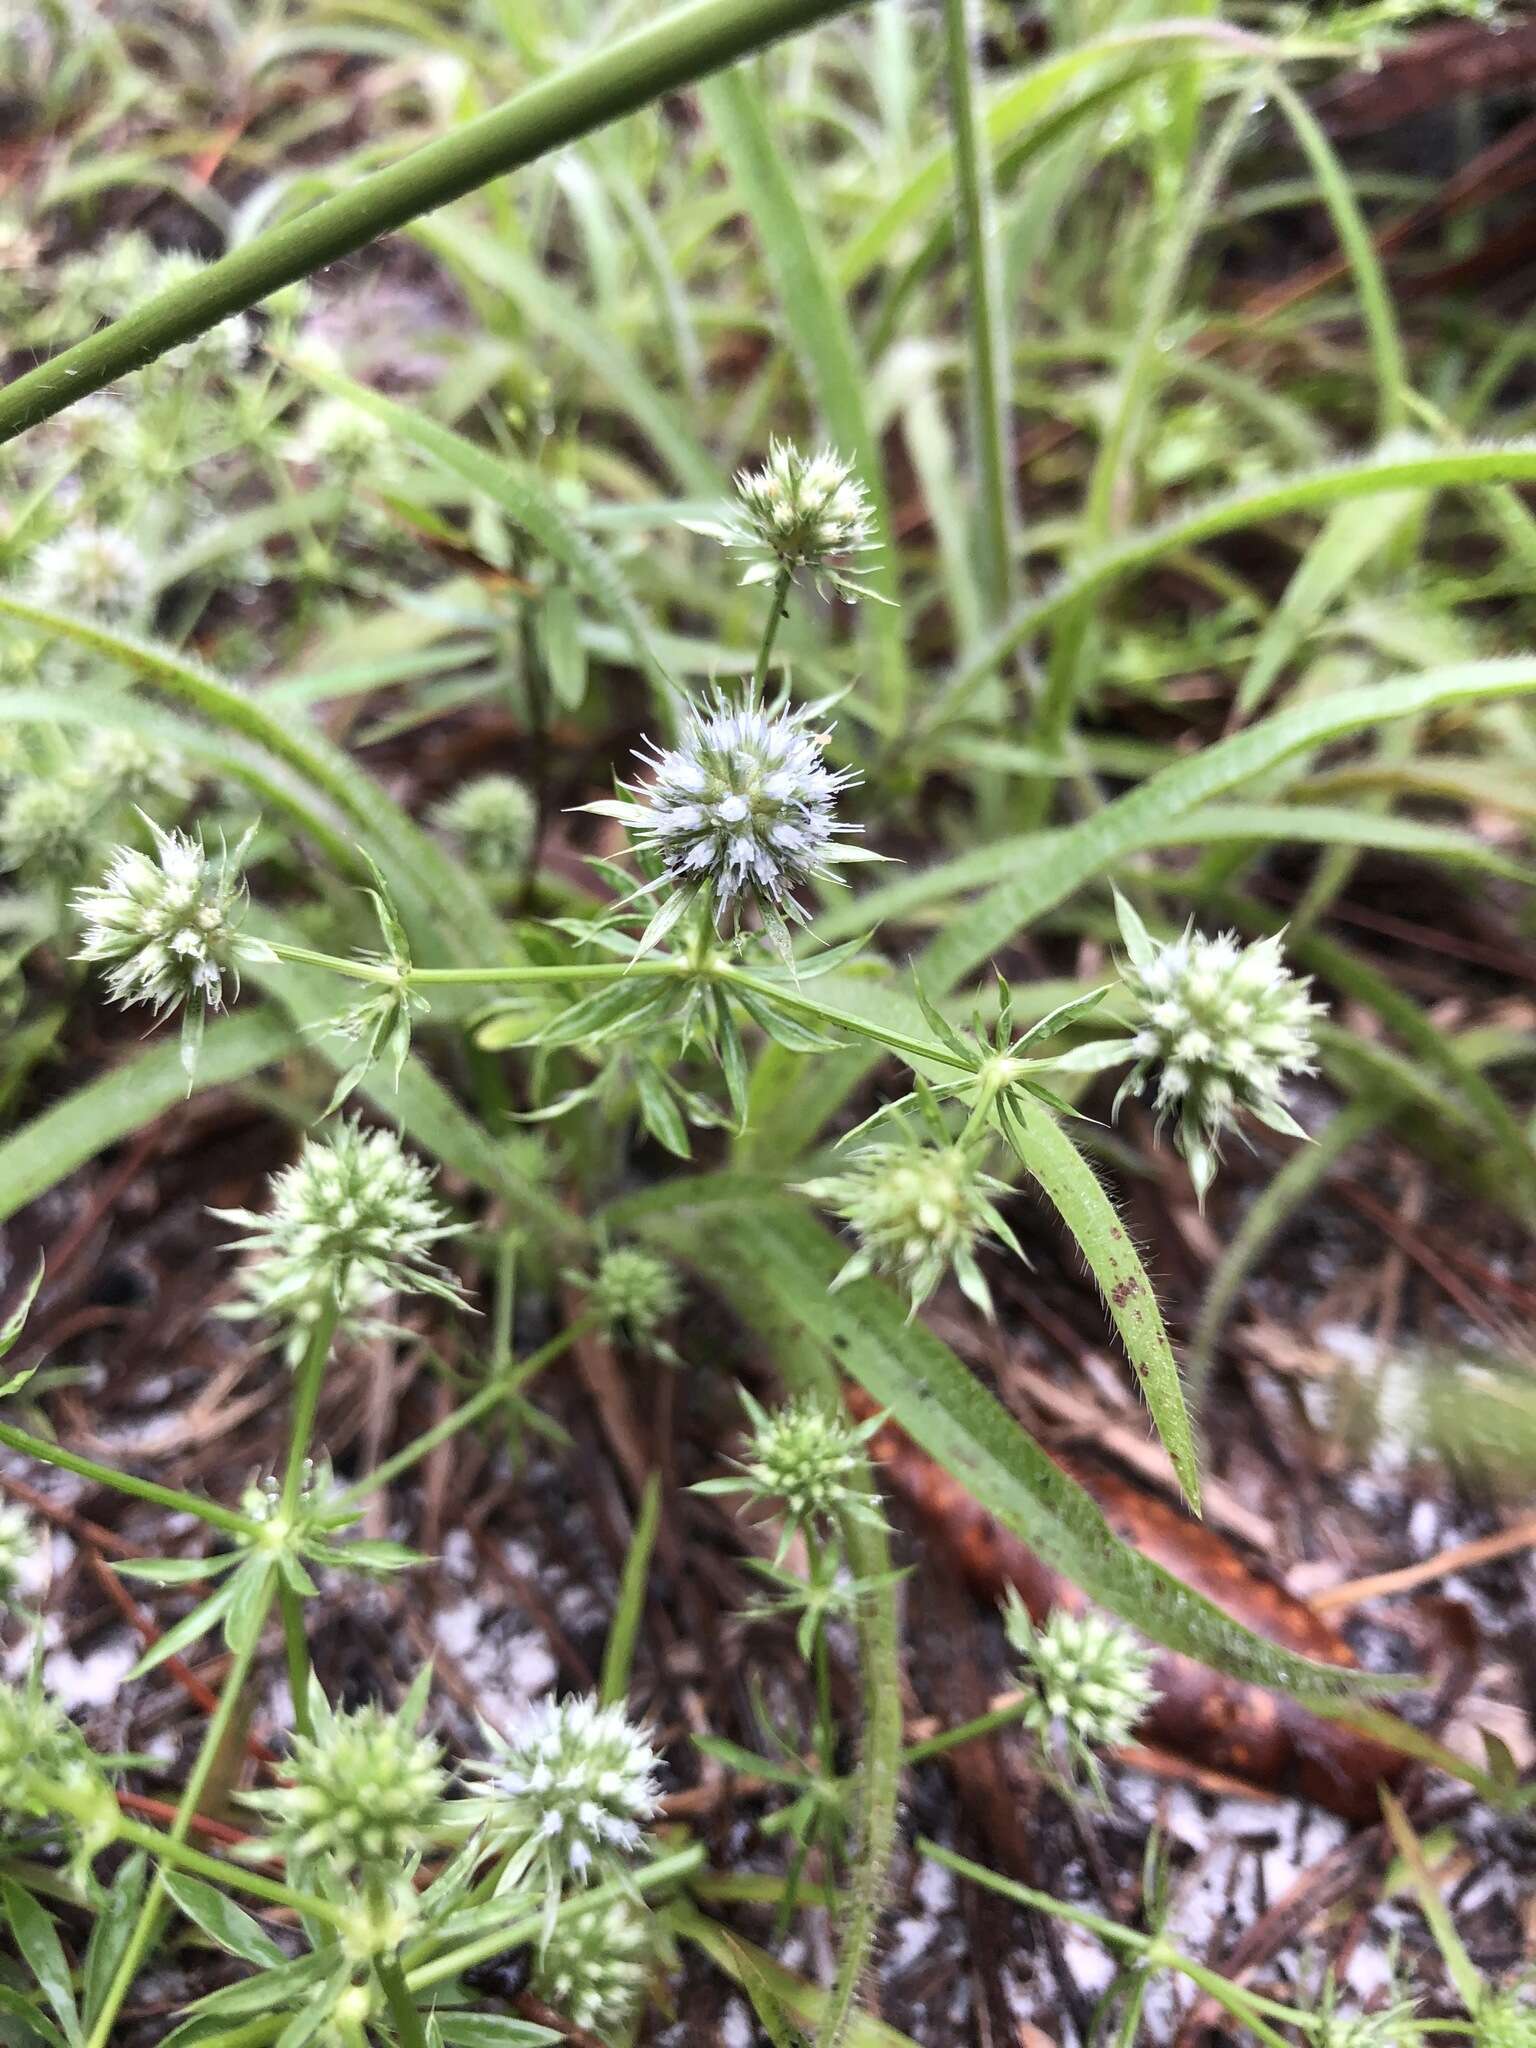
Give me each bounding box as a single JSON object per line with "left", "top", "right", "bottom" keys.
{"left": 430, "top": 772, "right": 537, "bottom": 880}
{"left": 533, "top": 1897, "right": 654, "bottom": 2042}
{"left": 26, "top": 526, "right": 150, "bottom": 622}
{"left": 216, "top": 1119, "right": 465, "bottom": 1332}
{"left": 1003, "top": 1592, "right": 1156, "bottom": 1794}
{"left": 289, "top": 395, "right": 390, "bottom": 477}
{"left": 696, "top": 1389, "right": 886, "bottom": 1561}
{"left": 470, "top": 1693, "right": 661, "bottom": 1895}
{"left": 73, "top": 823, "right": 256, "bottom": 1069}
{"left": 801, "top": 1131, "right": 1022, "bottom": 1317}
{"left": 690, "top": 440, "right": 880, "bottom": 601}
{"left": 593, "top": 689, "right": 864, "bottom": 950}
{"left": 0, "top": 776, "right": 95, "bottom": 875}
{"left": 0, "top": 1675, "right": 118, "bottom": 1867}
{"left": 587, "top": 1246, "right": 682, "bottom": 1357}
{"left": 1112, "top": 892, "right": 1323, "bottom": 1201}
{"left": 244, "top": 1680, "right": 447, "bottom": 1873}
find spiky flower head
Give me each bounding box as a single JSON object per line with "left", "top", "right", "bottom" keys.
{"left": 289, "top": 394, "right": 391, "bottom": 476}
{"left": 26, "top": 526, "right": 150, "bottom": 622}
{"left": 593, "top": 690, "right": 864, "bottom": 951}
{"left": 430, "top": 773, "right": 536, "bottom": 880}
{"left": 691, "top": 439, "right": 880, "bottom": 602}
{"left": 1477, "top": 1991, "right": 1536, "bottom": 2048}
{"left": 0, "top": 775, "right": 96, "bottom": 876}
{"left": 244, "top": 1675, "right": 447, "bottom": 1873}
{"left": 149, "top": 251, "right": 252, "bottom": 376}
{"left": 0, "top": 1502, "right": 39, "bottom": 1605}
{"left": 79, "top": 728, "right": 190, "bottom": 809}
{"left": 214, "top": 1119, "right": 465, "bottom": 1320}
{"left": 469, "top": 1693, "right": 661, "bottom": 1894}
{"left": 1003, "top": 1593, "right": 1156, "bottom": 1794}
{"left": 587, "top": 1247, "right": 682, "bottom": 1357}
{"left": 533, "top": 1897, "right": 654, "bottom": 2043}
{"left": 228, "top": 1254, "right": 395, "bottom": 1369}
{"left": 696, "top": 1389, "right": 886, "bottom": 1561}
{"left": 1112, "top": 892, "right": 1323, "bottom": 1202}
{"left": 73, "top": 822, "right": 255, "bottom": 1073}
{"left": 800, "top": 1131, "right": 1021, "bottom": 1318}
{"left": 0, "top": 1672, "right": 118, "bottom": 1865}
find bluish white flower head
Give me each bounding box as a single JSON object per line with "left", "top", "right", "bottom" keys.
{"left": 215, "top": 1119, "right": 465, "bottom": 1316}
{"left": 73, "top": 821, "right": 250, "bottom": 1020}
{"left": 26, "top": 526, "right": 150, "bottom": 622}
{"left": 610, "top": 690, "right": 862, "bottom": 945}
{"left": 470, "top": 1693, "right": 661, "bottom": 1893}
{"left": 704, "top": 439, "right": 880, "bottom": 601}
{"left": 533, "top": 1897, "right": 653, "bottom": 2041}
{"left": 1114, "top": 893, "right": 1323, "bottom": 1201}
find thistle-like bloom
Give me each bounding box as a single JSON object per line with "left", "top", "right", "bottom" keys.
{"left": 0, "top": 1673, "right": 117, "bottom": 1862}
{"left": 587, "top": 1247, "right": 682, "bottom": 1357}
{"left": 73, "top": 823, "right": 254, "bottom": 1069}
{"left": 26, "top": 526, "right": 150, "bottom": 622}
{"left": 690, "top": 440, "right": 880, "bottom": 601}
{"left": 695, "top": 1389, "right": 886, "bottom": 1561}
{"left": 800, "top": 1133, "right": 1022, "bottom": 1318}
{"left": 592, "top": 690, "right": 863, "bottom": 950}
{"left": 289, "top": 395, "right": 390, "bottom": 476}
{"left": 1113, "top": 892, "right": 1323, "bottom": 1202}
{"left": 80, "top": 729, "right": 190, "bottom": 809}
{"left": 244, "top": 1679, "right": 447, "bottom": 1873}
{"left": 430, "top": 773, "right": 536, "bottom": 880}
{"left": 215, "top": 1119, "right": 465, "bottom": 1321}
{"left": 533, "top": 1898, "right": 654, "bottom": 2042}
{"left": 0, "top": 1502, "right": 38, "bottom": 1605}
{"left": 1003, "top": 1592, "right": 1156, "bottom": 1793}
{"left": 468, "top": 1693, "right": 661, "bottom": 1893}
{"left": 0, "top": 777, "right": 95, "bottom": 875}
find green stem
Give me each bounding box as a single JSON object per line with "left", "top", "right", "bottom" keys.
{"left": 941, "top": 0, "right": 1014, "bottom": 618}
{"left": 85, "top": 1568, "right": 277, "bottom": 2048}
{"left": 278, "top": 1582, "right": 315, "bottom": 1742}
{"left": 282, "top": 1297, "right": 341, "bottom": 1518}
{"left": 0, "top": 1419, "right": 257, "bottom": 1537}
{"left": 0, "top": 0, "right": 865, "bottom": 443}
{"left": 374, "top": 1954, "right": 430, "bottom": 2048}
{"left": 902, "top": 1693, "right": 1034, "bottom": 1767}
{"left": 110, "top": 1814, "right": 350, "bottom": 1928}
{"left": 752, "top": 563, "right": 795, "bottom": 693}
{"left": 272, "top": 1296, "right": 340, "bottom": 1735}
{"left": 404, "top": 1845, "right": 705, "bottom": 1992}
{"left": 331, "top": 1320, "right": 589, "bottom": 1509}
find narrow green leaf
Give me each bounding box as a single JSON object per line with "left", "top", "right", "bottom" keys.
{"left": 161, "top": 1872, "right": 287, "bottom": 1971}
{"left": 999, "top": 1094, "right": 1199, "bottom": 1510}
{"left": 599, "top": 1473, "right": 661, "bottom": 1708}
{"left": 640, "top": 1189, "right": 1403, "bottom": 1707}
{"left": 1, "top": 1880, "right": 79, "bottom": 2044}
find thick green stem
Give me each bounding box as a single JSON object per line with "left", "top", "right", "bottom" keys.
{"left": 273, "top": 1296, "right": 340, "bottom": 1735}
{"left": 85, "top": 1569, "right": 276, "bottom": 2048}
{"left": 278, "top": 1582, "right": 315, "bottom": 1742}
{"left": 374, "top": 1954, "right": 430, "bottom": 2048}
{"left": 110, "top": 1814, "right": 349, "bottom": 1928}
{"left": 0, "top": 0, "right": 865, "bottom": 443}
{"left": 0, "top": 1419, "right": 256, "bottom": 1537}
{"left": 752, "top": 563, "right": 795, "bottom": 693}
{"left": 941, "top": 0, "right": 1015, "bottom": 618}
